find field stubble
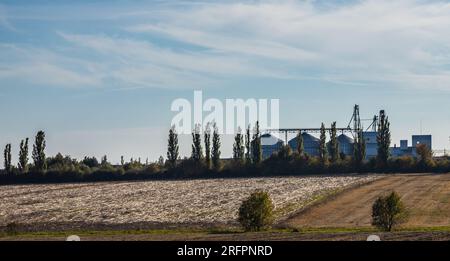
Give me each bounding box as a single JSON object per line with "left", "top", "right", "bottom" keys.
{"left": 0, "top": 175, "right": 379, "bottom": 231}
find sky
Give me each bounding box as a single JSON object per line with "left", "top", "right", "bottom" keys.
{"left": 1, "top": 0, "right": 450, "bottom": 163}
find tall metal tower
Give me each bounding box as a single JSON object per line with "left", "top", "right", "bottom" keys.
{"left": 365, "top": 115, "right": 378, "bottom": 132}
{"left": 347, "top": 104, "right": 362, "bottom": 139}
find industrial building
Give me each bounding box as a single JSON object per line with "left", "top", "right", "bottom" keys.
{"left": 288, "top": 133, "right": 321, "bottom": 157}
{"left": 260, "top": 105, "right": 433, "bottom": 160}
{"left": 334, "top": 134, "right": 354, "bottom": 156}
{"left": 391, "top": 135, "right": 432, "bottom": 157}
{"left": 261, "top": 133, "right": 284, "bottom": 159}
{"left": 362, "top": 131, "right": 378, "bottom": 158}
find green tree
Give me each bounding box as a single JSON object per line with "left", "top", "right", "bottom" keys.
{"left": 191, "top": 124, "right": 203, "bottom": 162}
{"left": 251, "top": 121, "right": 262, "bottom": 164}
{"left": 120, "top": 156, "right": 125, "bottom": 166}
{"left": 82, "top": 156, "right": 99, "bottom": 168}
{"left": 211, "top": 123, "right": 221, "bottom": 170}
{"left": 416, "top": 143, "right": 434, "bottom": 169}
{"left": 238, "top": 190, "right": 274, "bottom": 231}
{"left": 319, "top": 123, "right": 328, "bottom": 165}
{"left": 245, "top": 125, "right": 251, "bottom": 164}
{"left": 377, "top": 110, "right": 391, "bottom": 169}
{"left": 167, "top": 125, "right": 179, "bottom": 168}
{"left": 353, "top": 130, "right": 366, "bottom": 168}
{"left": 296, "top": 131, "right": 304, "bottom": 156}
{"left": 372, "top": 191, "right": 407, "bottom": 232}
{"left": 101, "top": 155, "right": 108, "bottom": 165}
{"left": 18, "top": 138, "right": 29, "bottom": 173}
{"left": 3, "top": 143, "right": 12, "bottom": 173}
{"left": 329, "top": 122, "right": 339, "bottom": 163}
{"left": 204, "top": 123, "right": 211, "bottom": 169}
{"left": 233, "top": 127, "right": 245, "bottom": 163}
{"left": 32, "top": 130, "right": 46, "bottom": 172}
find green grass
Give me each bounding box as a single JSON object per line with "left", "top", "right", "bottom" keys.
{"left": 3, "top": 226, "right": 450, "bottom": 240}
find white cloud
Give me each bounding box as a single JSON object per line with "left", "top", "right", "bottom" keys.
{"left": 0, "top": 44, "right": 102, "bottom": 88}
{"left": 3, "top": 0, "right": 450, "bottom": 90}
{"left": 58, "top": 32, "right": 293, "bottom": 89}
{"left": 124, "top": 0, "right": 450, "bottom": 90}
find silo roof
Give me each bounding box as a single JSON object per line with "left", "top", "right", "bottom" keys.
{"left": 261, "top": 133, "right": 284, "bottom": 146}
{"left": 288, "top": 132, "right": 320, "bottom": 145}
{"left": 337, "top": 134, "right": 354, "bottom": 144}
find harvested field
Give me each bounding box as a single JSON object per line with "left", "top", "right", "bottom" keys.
{"left": 0, "top": 175, "right": 378, "bottom": 231}
{"left": 285, "top": 173, "right": 450, "bottom": 229}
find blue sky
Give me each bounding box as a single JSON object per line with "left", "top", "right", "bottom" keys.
{"left": 1, "top": 0, "right": 450, "bottom": 163}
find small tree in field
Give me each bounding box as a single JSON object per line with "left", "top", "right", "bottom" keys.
{"left": 372, "top": 191, "right": 407, "bottom": 231}
{"left": 238, "top": 190, "right": 274, "bottom": 231}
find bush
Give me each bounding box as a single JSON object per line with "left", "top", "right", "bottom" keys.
{"left": 372, "top": 191, "right": 407, "bottom": 231}
{"left": 238, "top": 190, "right": 274, "bottom": 231}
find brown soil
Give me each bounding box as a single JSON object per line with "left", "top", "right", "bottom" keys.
{"left": 284, "top": 173, "right": 450, "bottom": 229}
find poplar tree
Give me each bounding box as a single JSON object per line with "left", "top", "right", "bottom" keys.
{"left": 101, "top": 155, "right": 108, "bottom": 165}
{"left": 245, "top": 125, "right": 251, "bottom": 164}
{"left": 18, "top": 138, "right": 29, "bottom": 173}
{"left": 251, "top": 121, "right": 262, "bottom": 164}
{"left": 233, "top": 127, "right": 245, "bottom": 163}
{"left": 191, "top": 124, "right": 203, "bottom": 162}
{"left": 32, "top": 130, "right": 46, "bottom": 171}
{"left": 377, "top": 110, "right": 391, "bottom": 169}
{"left": 167, "top": 125, "right": 179, "bottom": 168}
{"left": 211, "top": 123, "right": 221, "bottom": 170}
{"left": 353, "top": 131, "right": 366, "bottom": 168}
{"left": 319, "top": 123, "right": 328, "bottom": 165}
{"left": 204, "top": 123, "right": 211, "bottom": 169}
{"left": 296, "top": 131, "right": 304, "bottom": 156}
{"left": 329, "top": 122, "right": 339, "bottom": 163}
{"left": 3, "top": 143, "right": 11, "bottom": 173}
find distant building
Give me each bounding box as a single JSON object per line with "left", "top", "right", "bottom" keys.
{"left": 261, "top": 130, "right": 433, "bottom": 160}
{"left": 336, "top": 134, "right": 354, "bottom": 156}
{"left": 288, "top": 133, "right": 320, "bottom": 156}
{"left": 363, "top": 131, "right": 378, "bottom": 158}
{"left": 391, "top": 135, "right": 432, "bottom": 157}
{"left": 261, "top": 133, "right": 284, "bottom": 159}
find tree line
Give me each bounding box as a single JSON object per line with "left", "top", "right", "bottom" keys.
{"left": 0, "top": 110, "right": 448, "bottom": 184}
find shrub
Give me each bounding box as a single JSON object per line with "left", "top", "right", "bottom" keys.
{"left": 238, "top": 190, "right": 274, "bottom": 231}
{"left": 372, "top": 191, "right": 407, "bottom": 231}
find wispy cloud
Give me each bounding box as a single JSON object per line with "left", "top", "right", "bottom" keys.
{"left": 0, "top": 5, "right": 18, "bottom": 32}
{"left": 2, "top": 0, "right": 450, "bottom": 90}
{"left": 124, "top": 0, "right": 450, "bottom": 90}
{"left": 0, "top": 44, "right": 101, "bottom": 88}
{"left": 58, "top": 31, "right": 293, "bottom": 89}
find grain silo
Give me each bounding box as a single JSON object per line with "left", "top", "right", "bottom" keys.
{"left": 261, "top": 133, "right": 284, "bottom": 159}
{"left": 288, "top": 132, "right": 320, "bottom": 156}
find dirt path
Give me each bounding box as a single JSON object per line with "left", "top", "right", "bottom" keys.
{"left": 284, "top": 173, "right": 450, "bottom": 229}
